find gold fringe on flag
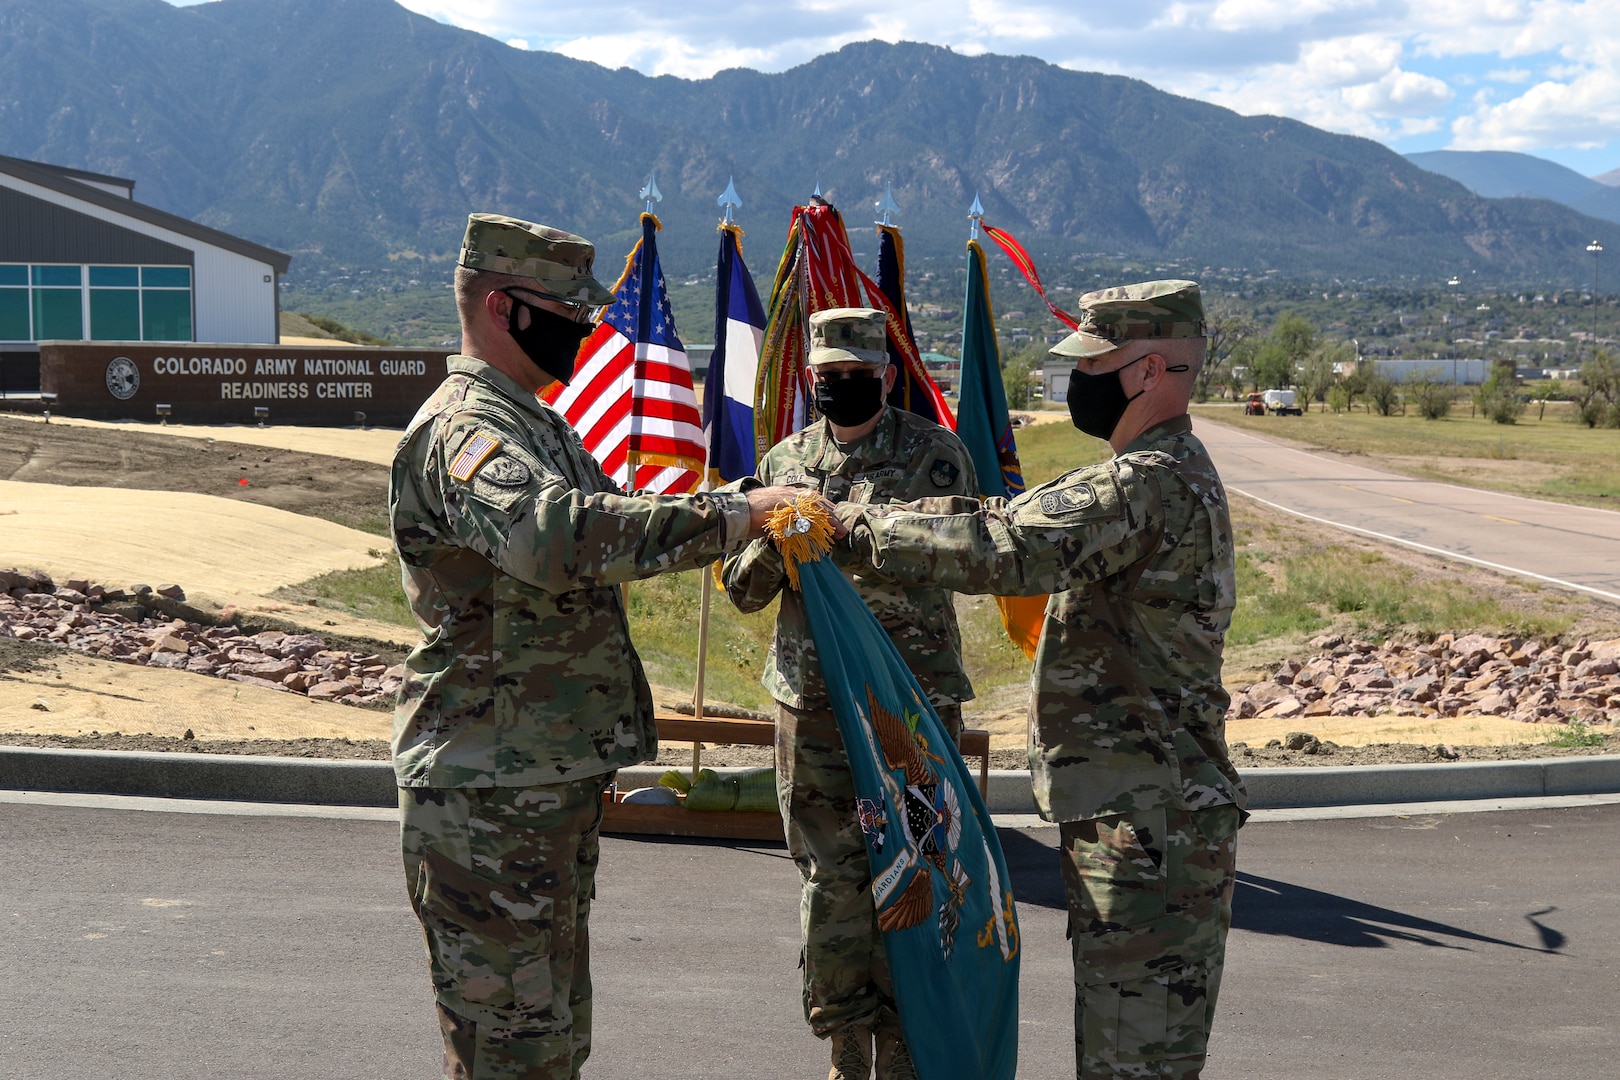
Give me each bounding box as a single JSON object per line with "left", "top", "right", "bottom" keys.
{"left": 763, "top": 491, "right": 835, "bottom": 591}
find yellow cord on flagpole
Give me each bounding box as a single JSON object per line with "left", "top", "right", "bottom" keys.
{"left": 763, "top": 492, "right": 835, "bottom": 591}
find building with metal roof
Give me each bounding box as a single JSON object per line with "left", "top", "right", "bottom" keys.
{"left": 1, "top": 154, "right": 290, "bottom": 394}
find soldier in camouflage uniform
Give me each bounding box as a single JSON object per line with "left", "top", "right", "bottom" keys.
{"left": 835, "top": 281, "right": 1246, "bottom": 1079}
{"left": 391, "top": 213, "right": 802, "bottom": 1080}
{"left": 721, "top": 308, "right": 977, "bottom": 1080}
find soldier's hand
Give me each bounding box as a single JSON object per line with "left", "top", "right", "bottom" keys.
{"left": 745, "top": 485, "right": 809, "bottom": 533}
{"left": 827, "top": 500, "right": 852, "bottom": 539}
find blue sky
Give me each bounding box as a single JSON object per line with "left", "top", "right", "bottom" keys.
{"left": 171, "top": 0, "right": 1620, "bottom": 178}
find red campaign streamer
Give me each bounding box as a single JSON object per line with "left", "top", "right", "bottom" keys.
{"left": 979, "top": 224, "right": 1080, "bottom": 330}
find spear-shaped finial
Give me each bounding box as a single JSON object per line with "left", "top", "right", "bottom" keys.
{"left": 812, "top": 181, "right": 823, "bottom": 199}
{"left": 875, "top": 184, "right": 901, "bottom": 227}
{"left": 968, "top": 192, "right": 984, "bottom": 241}
{"left": 718, "top": 176, "right": 742, "bottom": 226}
{"left": 641, "top": 171, "right": 663, "bottom": 214}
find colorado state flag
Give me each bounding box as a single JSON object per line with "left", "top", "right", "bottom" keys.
{"left": 704, "top": 223, "right": 766, "bottom": 484}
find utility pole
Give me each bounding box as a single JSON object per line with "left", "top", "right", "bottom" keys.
{"left": 1587, "top": 240, "right": 1604, "bottom": 354}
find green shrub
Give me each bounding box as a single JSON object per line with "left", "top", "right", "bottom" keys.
{"left": 1474, "top": 371, "right": 1525, "bottom": 425}
{"left": 1406, "top": 372, "right": 1455, "bottom": 420}
{"left": 1547, "top": 720, "right": 1606, "bottom": 749}
{"left": 1365, "top": 373, "right": 1399, "bottom": 416}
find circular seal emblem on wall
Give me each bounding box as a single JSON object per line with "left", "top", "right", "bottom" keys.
{"left": 105, "top": 356, "right": 140, "bottom": 400}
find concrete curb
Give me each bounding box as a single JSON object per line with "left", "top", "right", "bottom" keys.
{"left": 5, "top": 747, "right": 1620, "bottom": 814}
{"left": 0, "top": 747, "right": 396, "bottom": 807}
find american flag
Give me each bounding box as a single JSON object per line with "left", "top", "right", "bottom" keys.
{"left": 543, "top": 213, "right": 705, "bottom": 493}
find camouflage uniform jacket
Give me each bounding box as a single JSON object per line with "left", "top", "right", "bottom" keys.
{"left": 389, "top": 355, "right": 753, "bottom": 789}
{"left": 840, "top": 416, "right": 1245, "bottom": 822}
{"left": 722, "top": 406, "right": 976, "bottom": 711}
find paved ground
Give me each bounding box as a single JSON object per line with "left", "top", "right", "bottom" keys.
{"left": 4, "top": 794, "right": 1617, "bottom": 1079}
{"left": 1196, "top": 420, "right": 1620, "bottom": 603}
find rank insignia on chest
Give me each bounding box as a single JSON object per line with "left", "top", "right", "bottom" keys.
{"left": 1039, "top": 483, "right": 1097, "bottom": 516}
{"left": 929, "top": 458, "right": 960, "bottom": 489}
{"left": 448, "top": 433, "right": 502, "bottom": 482}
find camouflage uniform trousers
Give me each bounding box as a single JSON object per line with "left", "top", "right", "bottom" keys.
{"left": 776, "top": 699, "right": 964, "bottom": 1039}
{"left": 1060, "top": 803, "right": 1242, "bottom": 1079}
{"left": 401, "top": 774, "right": 613, "bottom": 1080}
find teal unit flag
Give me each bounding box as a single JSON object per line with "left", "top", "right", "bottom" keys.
{"left": 956, "top": 239, "right": 1026, "bottom": 499}
{"left": 769, "top": 501, "right": 1020, "bottom": 1080}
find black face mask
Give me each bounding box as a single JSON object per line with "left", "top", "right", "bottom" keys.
{"left": 814, "top": 372, "right": 885, "bottom": 428}
{"left": 504, "top": 289, "right": 594, "bottom": 385}
{"left": 1067, "top": 355, "right": 1187, "bottom": 440}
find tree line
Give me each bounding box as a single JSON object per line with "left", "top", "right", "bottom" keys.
{"left": 1184, "top": 308, "right": 1620, "bottom": 428}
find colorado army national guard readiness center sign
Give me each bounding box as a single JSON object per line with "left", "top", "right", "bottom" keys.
{"left": 39, "top": 342, "right": 448, "bottom": 426}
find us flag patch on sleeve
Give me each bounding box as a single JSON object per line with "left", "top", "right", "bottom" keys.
{"left": 448, "top": 433, "right": 502, "bottom": 482}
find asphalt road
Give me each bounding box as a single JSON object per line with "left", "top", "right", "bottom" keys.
{"left": 1195, "top": 419, "right": 1620, "bottom": 603}
{"left": 5, "top": 796, "right": 1618, "bottom": 1079}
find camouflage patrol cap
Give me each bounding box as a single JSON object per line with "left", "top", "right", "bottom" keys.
{"left": 458, "top": 213, "right": 615, "bottom": 306}
{"left": 1050, "top": 279, "right": 1206, "bottom": 359}
{"left": 808, "top": 307, "right": 889, "bottom": 366}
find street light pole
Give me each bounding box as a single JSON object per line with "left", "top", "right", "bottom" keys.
{"left": 1587, "top": 240, "right": 1604, "bottom": 354}
{"left": 1458, "top": 275, "right": 1470, "bottom": 383}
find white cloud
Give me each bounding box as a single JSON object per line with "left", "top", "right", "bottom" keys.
{"left": 1207, "top": 0, "right": 1377, "bottom": 33}
{"left": 1343, "top": 69, "right": 1455, "bottom": 116}
{"left": 1298, "top": 35, "right": 1403, "bottom": 88}
{"left": 963, "top": 0, "right": 1063, "bottom": 42}
{"left": 1452, "top": 67, "right": 1620, "bottom": 150}
{"left": 554, "top": 33, "right": 793, "bottom": 80}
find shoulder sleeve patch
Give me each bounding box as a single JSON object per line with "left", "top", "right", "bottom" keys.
{"left": 1038, "top": 483, "right": 1097, "bottom": 516}
{"left": 928, "top": 458, "right": 961, "bottom": 489}
{"left": 480, "top": 455, "right": 531, "bottom": 487}
{"left": 1013, "top": 464, "right": 1128, "bottom": 529}
{"left": 448, "top": 433, "right": 502, "bottom": 482}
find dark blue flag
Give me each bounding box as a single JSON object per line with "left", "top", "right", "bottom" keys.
{"left": 704, "top": 223, "right": 766, "bottom": 484}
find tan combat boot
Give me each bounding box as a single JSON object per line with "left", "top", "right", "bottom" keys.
{"left": 873, "top": 1026, "right": 918, "bottom": 1080}
{"left": 828, "top": 1027, "right": 873, "bottom": 1080}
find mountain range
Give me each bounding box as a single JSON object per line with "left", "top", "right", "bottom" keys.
{"left": 1406, "top": 150, "right": 1620, "bottom": 226}
{"left": 0, "top": 0, "right": 1615, "bottom": 286}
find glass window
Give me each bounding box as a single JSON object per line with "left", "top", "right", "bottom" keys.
{"left": 90, "top": 266, "right": 140, "bottom": 288}
{"left": 33, "top": 289, "right": 83, "bottom": 339}
{"left": 91, "top": 289, "right": 141, "bottom": 340}
{"left": 141, "top": 266, "right": 191, "bottom": 288}
{"left": 0, "top": 289, "right": 28, "bottom": 339}
{"left": 31, "top": 265, "right": 81, "bottom": 287}
{"left": 142, "top": 290, "right": 191, "bottom": 341}
{"left": 0, "top": 265, "right": 25, "bottom": 287}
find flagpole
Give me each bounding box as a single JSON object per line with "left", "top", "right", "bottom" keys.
{"left": 690, "top": 571, "right": 712, "bottom": 779}
{"left": 621, "top": 174, "right": 663, "bottom": 631}
{"left": 689, "top": 177, "right": 748, "bottom": 779}
{"left": 632, "top": 165, "right": 711, "bottom": 778}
